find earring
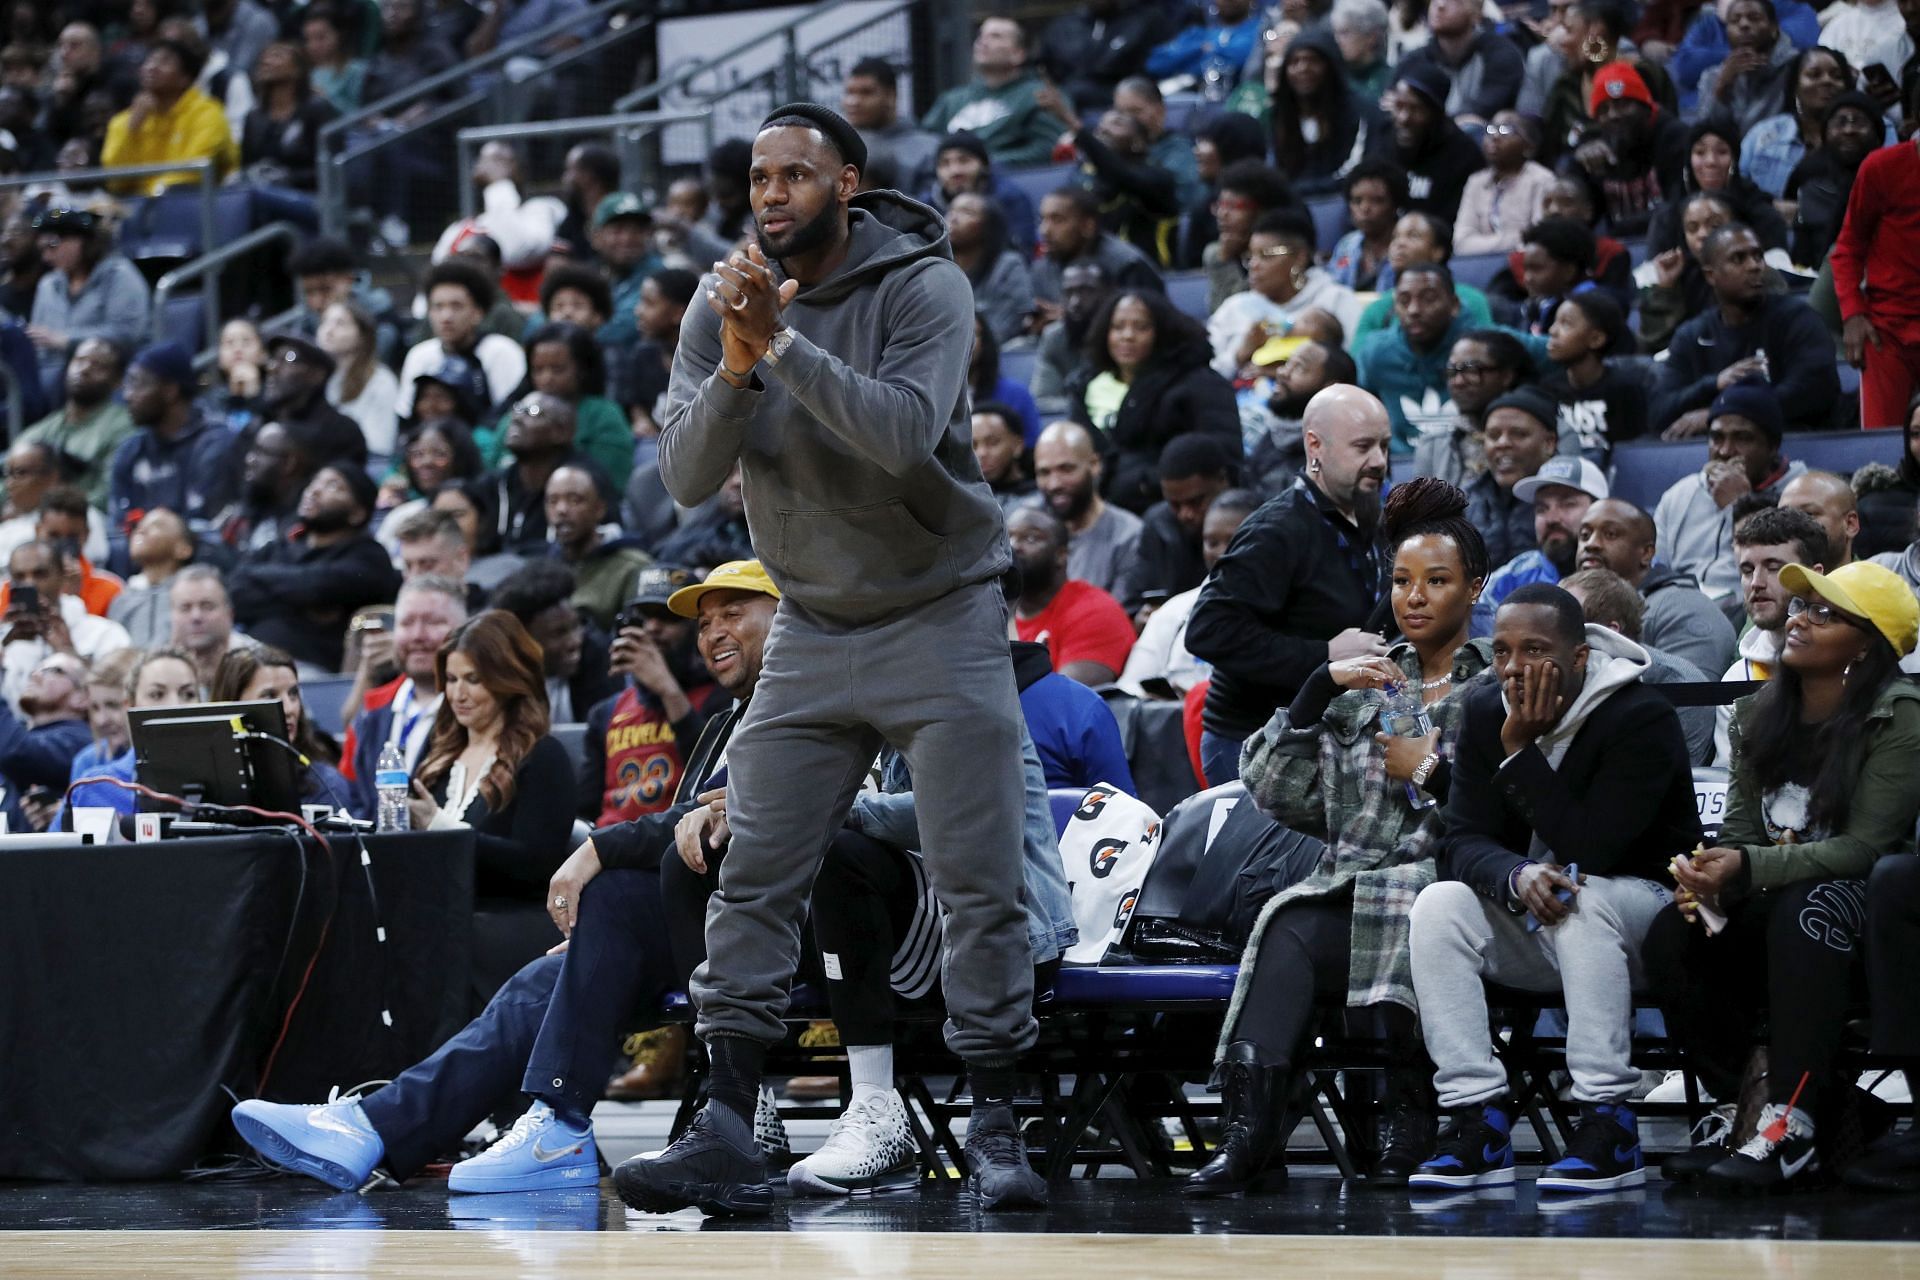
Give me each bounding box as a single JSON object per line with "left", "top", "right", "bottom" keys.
{"left": 1308, "top": 458, "right": 1322, "bottom": 474}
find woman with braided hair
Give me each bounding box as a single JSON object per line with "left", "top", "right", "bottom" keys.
{"left": 1187, "top": 476, "right": 1493, "bottom": 1196}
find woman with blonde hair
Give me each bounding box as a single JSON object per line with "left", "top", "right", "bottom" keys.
{"left": 58, "top": 647, "right": 200, "bottom": 826}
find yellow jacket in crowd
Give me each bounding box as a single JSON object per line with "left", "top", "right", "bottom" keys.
{"left": 101, "top": 88, "right": 240, "bottom": 195}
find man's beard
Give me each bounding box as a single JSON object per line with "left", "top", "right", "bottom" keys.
{"left": 1270, "top": 389, "right": 1314, "bottom": 420}
{"left": 302, "top": 506, "right": 355, "bottom": 535}
{"left": 757, "top": 201, "right": 839, "bottom": 262}
{"left": 19, "top": 692, "right": 65, "bottom": 720}
{"left": 1046, "top": 477, "right": 1095, "bottom": 523}
{"left": 67, "top": 382, "right": 109, "bottom": 411}
{"left": 1542, "top": 530, "right": 1578, "bottom": 573}
{"left": 1351, "top": 485, "right": 1382, "bottom": 529}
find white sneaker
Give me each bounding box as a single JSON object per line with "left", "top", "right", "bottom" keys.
{"left": 1643, "top": 1070, "right": 1714, "bottom": 1106}
{"left": 787, "top": 1090, "right": 920, "bottom": 1197}
{"left": 1862, "top": 1071, "right": 1911, "bottom": 1105}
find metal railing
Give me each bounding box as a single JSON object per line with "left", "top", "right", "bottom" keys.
{"left": 454, "top": 109, "right": 715, "bottom": 223}
{"left": 0, "top": 158, "right": 217, "bottom": 252}
{"left": 151, "top": 221, "right": 304, "bottom": 345}
{"left": 314, "top": 0, "right": 656, "bottom": 236}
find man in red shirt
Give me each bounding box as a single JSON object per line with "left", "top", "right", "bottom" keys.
{"left": 578, "top": 565, "right": 732, "bottom": 828}
{"left": 1008, "top": 506, "right": 1136, "bottom": 685}
{"left": 1832, "top": 134, "right": 1920, "bottom": 428}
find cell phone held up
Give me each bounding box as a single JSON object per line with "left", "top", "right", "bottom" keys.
{"left": 9, "top": 583, "right": 38, "bottom": 617}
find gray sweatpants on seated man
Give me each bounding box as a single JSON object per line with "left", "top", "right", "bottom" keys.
{"left": 1408, "top": 874, "right": 1673, "bottom": 1107}
{"left": 693, "top": 581, "right": 1040, "bottom": 1066}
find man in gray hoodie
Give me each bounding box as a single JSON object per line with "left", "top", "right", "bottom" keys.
{"left": 613, "top": 104, "right": 1047, "bottom": 1218}
{"left": 1575, "top": 497, "right": 1737, "bottom": 677}
{"left": 1653, "top": 383, "right": 1806, "bottom": 602}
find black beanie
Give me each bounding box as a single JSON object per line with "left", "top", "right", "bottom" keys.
{"left": 762, "top": 102, "right": 867, "bottom": 174}
{"left": 318, "top": 460, "right": 380, "bottom": 524}
{"left": 1485, "top": 386, "right": 1561, "bottom": 433}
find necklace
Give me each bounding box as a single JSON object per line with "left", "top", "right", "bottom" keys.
{"left": 1420, "top": 674, "right": 1453, "bottom": 690}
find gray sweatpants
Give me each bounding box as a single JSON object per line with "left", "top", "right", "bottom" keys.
{"left": 692, "top": 582, "right": 1039, "bottom": 1065}
{"left": 1408, "top": 875, "right": 1672, "bottom": 1108}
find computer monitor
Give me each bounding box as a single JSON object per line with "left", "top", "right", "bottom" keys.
{"left": 127, "top": 699, "right": 303, "bottom": 822}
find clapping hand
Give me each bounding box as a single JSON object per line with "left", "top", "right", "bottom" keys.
{"left": 708, "top": 242, "right": 798, "bottom": 381}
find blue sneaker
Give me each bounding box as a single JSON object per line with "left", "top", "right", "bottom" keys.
{"left": 1537, "top": 1102, "right": 1645, "bottom": 1193}
{"left": 448, "top": 1101, "right": 598, "bottom": 1193}
{"left": 1409, "top": 1099, "right": 1516, "bottom": 1190}
{"left": 232, "top": 1098, "right": 384, "bottom": 1191}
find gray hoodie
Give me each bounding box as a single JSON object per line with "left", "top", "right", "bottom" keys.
{"left": 659, "top": 191, "right": 1009, "bottom": 626}
{"left": 1640, "top": 562, "right": 1738, "bottom": 678}
{"left": 1654, "top": 459, "right": 1807, "bottom": 602}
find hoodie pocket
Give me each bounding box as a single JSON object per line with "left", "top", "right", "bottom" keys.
{"left": 776, "top": 499, "right": 955, "bottom": 610}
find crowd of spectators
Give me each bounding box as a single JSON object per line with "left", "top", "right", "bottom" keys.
{"left": 1, "top": 0, "right": 1919, "bottom": 1207}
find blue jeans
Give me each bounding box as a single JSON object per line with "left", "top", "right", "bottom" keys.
{"left": 1200, "top": 730, "right": 1244, "bottom": 788}
{"left": 357, "top": 866, "right": 676, "bottom": 1179}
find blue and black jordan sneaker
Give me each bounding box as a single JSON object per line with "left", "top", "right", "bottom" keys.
{"left": 1409, "top": 1098, "right": 1517, "bottom": 1190}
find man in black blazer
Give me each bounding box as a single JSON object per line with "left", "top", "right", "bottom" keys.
{"left": 1406, "top": 583, "right": 1700, "bottom": 1196}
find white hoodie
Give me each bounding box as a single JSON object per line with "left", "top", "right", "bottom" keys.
{"left": 1713, "top": 624, "right": 1782, "bottom": 766}
{"left": 1206, "top": 270, "right": 1368, "bottom": 377}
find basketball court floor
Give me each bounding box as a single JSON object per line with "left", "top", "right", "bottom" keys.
{"left": 6, "top": 1099, "right": 1918, "bottom": 1279}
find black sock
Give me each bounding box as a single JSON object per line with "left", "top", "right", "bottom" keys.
{"left": 706, "top": 1035, "right": 767, "bottom": 1124}
{"left": 972, "top": 1066, "right": 1016, "bottom": 1111}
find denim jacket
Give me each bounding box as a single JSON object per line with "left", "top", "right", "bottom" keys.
{"left": 848, "top": 722, "right": 1080, "bottom": 965}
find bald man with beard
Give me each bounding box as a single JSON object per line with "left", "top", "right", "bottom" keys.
{"left": 1031, "top": 420, "right": 1141, "bottom": 596}
{"left": 1187, "top": 384, "right": 1392, "bottom": 784}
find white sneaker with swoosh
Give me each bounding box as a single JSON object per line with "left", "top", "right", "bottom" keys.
{"left": 449, "top": 1101, "right": 599, "bottom": 1193}
{"left": 1701, "top": 1102, "right": 1818, "bottom": 1193}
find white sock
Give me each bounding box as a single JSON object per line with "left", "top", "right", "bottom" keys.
{"left": 847, "top": 1044, "right": 894, "bottom": 1105}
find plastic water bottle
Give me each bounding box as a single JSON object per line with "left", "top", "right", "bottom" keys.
{"left": 376, "top": 740, "right": 410, "bottom": 832}
{"left": 1379, "top": 682, "right": 1435, "bottom": 810}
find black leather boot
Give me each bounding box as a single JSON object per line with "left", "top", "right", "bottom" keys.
{"left": 1371, "top": 1068, "right": 1436, "bottom": 1186}
{"left": 1183, "top": 1043, "right": 1289, "bottom": 1198}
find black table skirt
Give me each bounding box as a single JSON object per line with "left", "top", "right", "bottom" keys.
{"left": 0, "top": 830, "right": 475, "bottom": 1180}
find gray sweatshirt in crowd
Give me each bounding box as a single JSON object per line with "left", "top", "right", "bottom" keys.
{"left": 658, "top": 190, "right": 1009, "bottom": 626}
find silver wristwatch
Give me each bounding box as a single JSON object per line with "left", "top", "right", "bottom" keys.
{"left": 762, "top": 325, "right": 795, "bottom": 367}
{"left": 1410, "top": 753, "right": 1440, "bottom": 789}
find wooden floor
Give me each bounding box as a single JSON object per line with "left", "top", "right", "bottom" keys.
{"left": 11, "top": 1229, "right": 1920, "bottom": 1280}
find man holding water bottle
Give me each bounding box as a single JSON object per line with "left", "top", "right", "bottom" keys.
{"left": 1404, "top": 582, "right": 1702, "bottom": 1195}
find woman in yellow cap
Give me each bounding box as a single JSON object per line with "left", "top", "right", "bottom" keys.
{"left": 1644, "top": 559, "right": 1920, "bottom": 1194}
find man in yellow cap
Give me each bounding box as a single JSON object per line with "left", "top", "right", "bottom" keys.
{"left": 230, "top": 563, "right": 791, "bottom": 1196}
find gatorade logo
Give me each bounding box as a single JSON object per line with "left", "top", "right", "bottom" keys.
{"left": 1111, "top": 888, "right": 1139, "bottom": 930}
{"left": 1074, "top": 784, "right": 1116, "bottom": 823}
{"left": 1089, "top": 838, "right": 1126, "bottom": 879}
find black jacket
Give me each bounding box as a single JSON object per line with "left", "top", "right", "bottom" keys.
{"left": 1072, "top": 126, "right": 1182, "bottom": 267}
{"left": 1039, "top": 4, "right": 1177, "bottom": 109}
{"left": 1464, "top": 470, "right": 1537, "bottom": 569}
{"left": 1187, "top": 479, "right": 1386, "bottom": 740}
{"left": 1646, "top": 171, "right": 1789, "bottom": 258}
{"left": 1114, "top": 500, "right": 1206, "bottom": 614}
{"left": 591, "top": 701, "right": 744, "bottom": 872}
{"left": 1382, "top": 116, "right": 1485, "bottom": 222}
{"left": 1438, "top": 677, "right": 1701, "bottom": 904}
{"left": 1650, "top": 292, "right": 1841, "bottom": 433}
{"left": 240, "top": 95, "right": 340, "bottom": 190}
{"left": 1068, "top": 349, "right": 1241, "bottom": 514}
{"left": 1272, "top": 27, "right": 1382, "bottom": 197}
{"left": 425, "top": 735, "right": 576, "bottom": 903}
{"left": 228, "top": 529, "right": 403, "bottom": 671}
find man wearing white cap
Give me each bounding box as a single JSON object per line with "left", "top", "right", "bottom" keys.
{"left": 1471, "top": 453, "right": 1611, "bottom": 633}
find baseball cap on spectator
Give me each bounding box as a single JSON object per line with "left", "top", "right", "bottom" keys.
{"left": 1708, "top": 381, "right": 1784, "bottom": 443}
{"left": 593, "top": 193, "right": 651, "bottom": 229}
{"left": 1394, "top": 61, "right": 1448, "bottom": 111}
{"left": 1779, "top": 561, "right": 1920, "bottom": 657}
{"left": 32, "top": 206, "right": 98, "bottom": 236}
{"left": 628, "top": 565, "right": 699, "bottom": 617}
{"left": 413, "top": 354, "right": 492, "bottom": 425}
{"left": 936, "top": 130, "right": 991, "bottom": 166}
{"left": 267, "top": 331, "right": 337, "bottom": 378}
{"left": 1514, "top": 455, "right": 1610, "bottom": 504}
{"left": 130, "top": 341, "right": 197, "bottom": 395}
{"left": 667, "top": 559, "right": 781, "bottom": 618}
{"left": 1590, "top": 61, "right": 1657, "bottom": 118}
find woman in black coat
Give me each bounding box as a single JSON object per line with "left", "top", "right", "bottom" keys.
{"left": 1269, "top": 25, "right": 1382, "bottom": 199}
{"left": 1645, "top": 117, "right": 1789, "bottom": 258}
{"left": 1067, "top": 287, "right": 1242, "bottom": 514}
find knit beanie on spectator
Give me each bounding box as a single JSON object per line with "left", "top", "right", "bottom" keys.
{"left": 1590, "top": 61, "right": 1657, "bottom": 119}
{"left": 936, "top": 130, "right": 992, "bottom": 166}
{"left": 1708, "top": 381, "right": 1784, "bottom": 443}
{"left": 319, "top": 460, "right": 380, "bottom": 523}
{"left": 132, "top": 342, "right": 198, "bottom": 397}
